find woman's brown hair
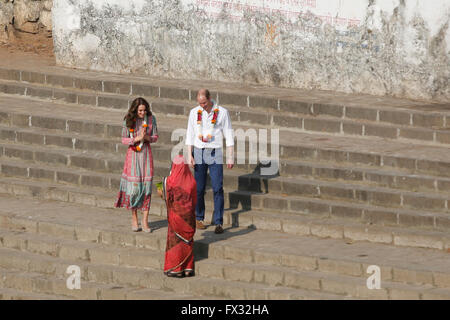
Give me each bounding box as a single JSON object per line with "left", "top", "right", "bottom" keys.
{"left": 124, "top": 97, "right": 152, "bottom": 128}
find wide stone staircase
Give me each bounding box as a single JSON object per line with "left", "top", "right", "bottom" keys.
{"left": 0, "top": 55, "right": 449, "bottom": 299}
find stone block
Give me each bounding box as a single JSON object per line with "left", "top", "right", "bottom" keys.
{"left": 35, "top": 151, "right": 68, "bottom": 166}
{"left": 4, "top": 147, "right": 34, "bottom": 161}
{"left": 89, "top": 247, "right": 120, "bottom": 265}
{"left": 31, "top": 116, "right": 66, "bottom": 131}
{"left": 392, "top": 268, "right": 433, "bottom": 285}
{"left": 3, "top": 83, "right": 26, "bottom": 95}
{"left": 395, "top": 176, "right": 435, "bottom": 192}
{"left": 343, "top": 122, "right": 363, "bottom": 135}
{"left": 330, "top": 205, "right": 363, "bottom": 219}
{"left": 254, "top": 268, "right": 284, "bottom": 286}
{"left": 317, "top": 259, "right": 363, "bottom": 277}
{"left": 399, "top": 128, "right": 434, "bottom": 141}
{"left": 284, "top": 272, "right": 321, "bottom": 290}
{"left": 106, "top": 124, "right": 123, "bottom": 138}
{"left": 70, "top": 156, "right": 106, "bottom": 171}
{"left": 345, "top": 106, "right": 377, "bottom": 121}
{"left": 10, "top": 114, "right": 29, "bottom": 128}
{"left": 393, "top": 233, "right": 444, "bottom": 250}
{"left": 262, "top": 197, "right": 288, "bottom": 212}
{"left": 383, "top": 156, "right": 416, "bottom": 171}
{"left": 53, "top": 91, "right": 77, "bottom": 104}
{"left": 319, "top": 149, "right": 348, "bottom": 163}
{"left": 398, "top": 213, "right": 435, "bottom": 228}
{"left": 151, "top": 102, "right": 185, "bottom": 115}
{"left": 412, "top": 113, "right": 444, "bottom": 128}
{"left": 101, "top": 230, "right": 135, "bottom": 247}
{"left": 0, "top": 68, "right": 21, "bottom": 81}
{"left": 252, "top": 215, "right": 282, "bottom": 231}
{"left": 253, "top": 251, "right": 281, "bottom": 266}
{"left": 320, "top": 186, "right": 354, "bottom": 201}
{"left": 58, "top": 244, "right": 90, "bottom": 261}
{"left": 379, "top": 110, "right": 411, "bottom": 125}
{"left": 279, "top": 100, "right": 311, "bottom": 114}
{"left": 312, "top": 103, "right": 344, "bottom": 117}
{"left": 26, "top": 87, "right": 53, "bottom": 99}
{"left": 103, "top": 81, "right": 131, "bottom": 95}
{"left": 280, "top": 254, "right": 317, "bottom": 271}
{"left": 433, "top": 272, "right": 450, "bottom": 288}
{"left": 21, "top": 71, "right": 45, "bottom": 84}
{"left": 77, "top": 93, "right": 97, "bottom": 106}
{"left": 46, "top": 74, "right": 74, "bottom": 88}
{"left": 364, "top": 124, "right": 397, "bottom": 139}
{"left": 0, "top": 128, "right": 15, "bottom": 141}
{"left": 67, "top": 120, "right": 105, "bottom": 136}
{"left": 131, "top": 83, "right": 159, "bottom": 97}
{"left": 402, "top": 195, "right": 446, "bottom": 211}
{"left": 273, "top": 115, "right": 301, "bottom": 128}
{"left": 223, "top": 264, "right": 254, "bottom": 282}
{"left": 249, "top": 96, "right": 278, "bottom": 110}
{"left": 436, "top": 131, "right": 450, "bottom": 145}
{"left": 74, "top": 78, "right": 103, "bottom": 91}
{"left": 217, "top": 92, "right": 247, "bottom": 106}
{"left": 223, "top": 246, "right": 253, "bottom": 263}
{"left": 98, "top": 96, "right": 128, "bottom": 109}
{"left": 310, "top": 223, "right": 343, "bottom": 239}
{"left": 1, "top": 164, "right": 28, "bottom": 178}
{"left": 362, "top": 210, "right": 398, "bottom": 226}
{"left": 26, "top": 238, "right": 58, "bottom": 256}
{"left": 239, "top": 111, "right": 270, "bottom": 125}
{"left": 417, "top": 160, "right": 450, "bottom": 178}
{"left": 45, "top": 135, "right": 74, "bottom": 148}
{"left": 304, "top": 118, "right": 341, "bottom": 133}
{"left": 159, "top": 87, "right": 190, "bottom": 100}
{"left": 80, "top": 175, "right": 110, "bottom": 189}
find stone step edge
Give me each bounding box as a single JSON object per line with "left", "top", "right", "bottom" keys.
{"left": 1, "top": 219, "right": 449, "bottom": 290}
{"left": 0, "top": 264, "right": 216, "bottom": 300}
{"left": 1, "top": 82, "right": 449, "bottom": 147}
{"left": 0, "top": 177, "right": 449, "bottom": 252}
{"left": 0, "top": 286, "right": 75, "bottom": 300}
{"left": 1, "top": 67, "right": 449, "bottom": 124}
{"left": 0, "top": 249, "right": 351, "bottom": 300}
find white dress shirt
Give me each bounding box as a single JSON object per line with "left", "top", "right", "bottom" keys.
{"left": 185, "top": 101, "right": 234, "bottom": 149}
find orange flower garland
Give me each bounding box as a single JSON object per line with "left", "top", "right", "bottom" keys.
{"left": 197, "top": 107, "right": 219, "bottom": 142}
{"left": 129, "top": 117, "right": 148, "bottom": 152}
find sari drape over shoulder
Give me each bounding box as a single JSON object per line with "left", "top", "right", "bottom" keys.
{"left": 163, "top": 155, "right": 197, "bottom": 275}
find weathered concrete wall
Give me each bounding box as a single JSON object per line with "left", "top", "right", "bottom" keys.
{"left": 0, "top": 0, "right": 52, "bottom": 41}
{"left": 53, "top": 0, "right": 450, "bottom": 102}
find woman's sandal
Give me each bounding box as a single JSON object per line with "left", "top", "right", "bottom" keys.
{"left": 132, "top": 226, "right": 142, "bottom": 232}
{"left": 184, "top": 271, "right": 195, "bottom": 277}
{"left": 142, "top": 227, "right": 152, "bottom": 233}
{"left": 166, "top": 272, "right": 184, "bottom": 278}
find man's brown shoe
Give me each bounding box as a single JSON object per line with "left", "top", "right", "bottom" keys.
{"left": 214, "top": 225, "right": 224, "bottom": 234}
{"left": 196, "top": 220, "right": 206, "bottom": 229}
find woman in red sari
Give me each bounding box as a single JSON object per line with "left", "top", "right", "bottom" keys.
{"left": 161, "top": 155, "right": 197, "bottom": 277}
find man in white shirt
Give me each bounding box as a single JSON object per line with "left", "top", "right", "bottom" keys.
{"left": 186, "top": 89, "right": 234, "bottom": 234}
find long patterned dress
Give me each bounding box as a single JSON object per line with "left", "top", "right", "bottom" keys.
{"left": 115, "top": 115, "right": 158, "bottom": 210}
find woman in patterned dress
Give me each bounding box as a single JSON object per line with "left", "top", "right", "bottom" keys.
{"left": 115, "top": 97, "right": 158, "bottom": 232}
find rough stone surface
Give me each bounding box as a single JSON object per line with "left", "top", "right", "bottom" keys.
{"left": 53, "top": 0, "right": 450, "bottom": 102}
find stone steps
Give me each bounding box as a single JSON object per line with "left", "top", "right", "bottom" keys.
{"left": 0, "top": 68, "right": 449, "bottom": 146}
{"left": 0, "top": 247, "right": 348, "bottom": 300}
{"left": 1, "top": 137, "right": 449, "bottom": 217}
{"left": 0, "top": 94, "right": 449, "bottom": 177}
{"left": 2, "top": 122, "right": 450, "bottom": 197}
{"left": 0, "top": 194, "right": 449, "bottom": 299}
{"left": 0, "top": 78, "right": 449, "bottom": 147}
{"left": 1, "top": 143, "right": 450, "bottom": 240}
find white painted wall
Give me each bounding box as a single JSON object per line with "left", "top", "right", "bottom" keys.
{"left": 53, "top": 0, "right": 450, "bottom": 102}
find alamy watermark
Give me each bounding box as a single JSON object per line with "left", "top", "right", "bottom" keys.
{"left": 366, "top": 265, "right": 381, "bottom": 290}
{"left": 66, "top": 265, "right": 81, "bottom": 290}
{"left": 171, "top": 128, "right": 280, "bottom": 176}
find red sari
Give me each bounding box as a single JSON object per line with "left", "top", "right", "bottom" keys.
{"left": 163, "top": 155, "right": 197, "bottom": 276}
